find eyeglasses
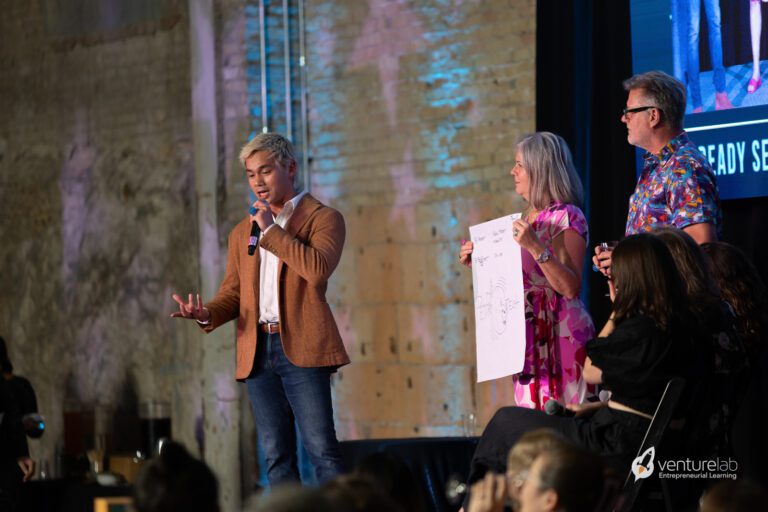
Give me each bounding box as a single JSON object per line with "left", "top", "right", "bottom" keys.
{"left": 622, "top": 105, "right": 658, "bottom": 117}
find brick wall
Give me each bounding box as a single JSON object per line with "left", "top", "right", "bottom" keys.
{"left": 303, "top": 0, "right": 536, "bottom": 438}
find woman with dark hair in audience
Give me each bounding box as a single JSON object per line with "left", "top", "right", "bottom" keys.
{"left": 655, "top": 228, "right": 748, "bottom": 458}
{"left": 653, "top": 228, "right": 721, "bottom": 319}
{"left": 701, "top": 242, "right": 768, "bottom": 359}
{"left": 463, "top": 233, "right": 707, "bottom": 488}
{"left": 701, "top": 241, "right": 768, "bottom": 486}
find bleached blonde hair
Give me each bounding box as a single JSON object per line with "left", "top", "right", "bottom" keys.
{"left": 238, "top": 132, "right": 296, "bottom": 170}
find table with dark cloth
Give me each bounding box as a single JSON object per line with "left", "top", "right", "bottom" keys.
{"left": 339, "top": 436, "right": 479, "bottom": 512}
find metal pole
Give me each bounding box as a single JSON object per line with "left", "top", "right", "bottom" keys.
{"left": 283, "top": 0, "right": 293, "bottom": 141}
{"left": 259, "top": 0, "right": 268, "bottom": 133}
{"left": 298, "top": 0, "right": 310, "bottom": 191}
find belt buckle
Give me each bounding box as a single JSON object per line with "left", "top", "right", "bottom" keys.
{"left": 267, "top": 322, "right": 279, "bottom": 334}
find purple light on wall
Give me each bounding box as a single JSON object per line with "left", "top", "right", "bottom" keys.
{"left": 347, "top": 0, "right": 427, "bottom": 128}
{"left": 388, "top": 141, "right": 427, "bottom": 237}
{"left": 408, "top": 305, "right": 436, "bottom": 357}
{"left": 59, "top": 111, "right": 96, "bottom": 299}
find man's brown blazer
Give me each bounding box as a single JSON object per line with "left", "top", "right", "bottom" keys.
{"left": 202, "top": 194, "right": 350, "bottom": 379}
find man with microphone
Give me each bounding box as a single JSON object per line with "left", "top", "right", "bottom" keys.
{"left": 170, "top": 133, "right": 349, "bottom": 485}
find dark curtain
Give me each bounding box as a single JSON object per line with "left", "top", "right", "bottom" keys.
{"left": 536, "top": 0, "right": 636, "bottom": 324}
{"left": 536, "top": 0, "right": 768, "bottom": 326}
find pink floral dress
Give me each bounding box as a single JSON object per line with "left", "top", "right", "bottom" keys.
{"left": 513, "top": 202, "right": 595, "bottom": 410}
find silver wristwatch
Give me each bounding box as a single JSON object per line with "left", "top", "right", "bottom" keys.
{"left": 536, "top": 248, "right": 552, "bottom": 264}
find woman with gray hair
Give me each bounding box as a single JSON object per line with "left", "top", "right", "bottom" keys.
{"left": 459, "top": 132, "right": 594, "bottom": 410}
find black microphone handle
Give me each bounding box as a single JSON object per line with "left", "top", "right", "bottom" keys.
{"left": 247, "top": 221, "right": 261, "bottom": 256}
{"left": 544, "top": 399, "right": 575, "bottom": 417}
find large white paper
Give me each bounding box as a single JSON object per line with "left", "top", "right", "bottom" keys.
{"left": 469, "top": 213, "right": 526, "bottom": 382}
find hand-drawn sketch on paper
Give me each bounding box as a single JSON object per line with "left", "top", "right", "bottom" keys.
{"left": 469, "top": 213, "right": 525, "bottom": 382}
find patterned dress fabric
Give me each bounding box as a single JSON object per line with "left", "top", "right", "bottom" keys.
{"left": 513, "top": 202, "right": 596, "bottom": 410}
{"left": 625, "top": 131, "right": 721, "bottom": 237}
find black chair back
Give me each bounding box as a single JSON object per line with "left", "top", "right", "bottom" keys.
{"left": 617, "top": 378, "right": 686, "bottom": 512}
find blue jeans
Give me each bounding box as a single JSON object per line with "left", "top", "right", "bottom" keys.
{"left": 672, "top": 0, "right": 688, "bottom": 83}
{"left": 245, "top": 332, "right": 345, "bottom": 485}
{"left": 687, "top": 0, "right": 726, "bottom": 108}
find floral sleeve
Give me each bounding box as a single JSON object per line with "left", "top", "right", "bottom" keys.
{"left": 666, "top": 158, "right": 719, "bottom": 230}
{"left": 547, "top": 204, "right": 589, "bottom": 244}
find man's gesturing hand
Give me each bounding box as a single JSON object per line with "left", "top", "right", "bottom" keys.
{"left": 170, "top": 293, "right": 211, "bottom": 323}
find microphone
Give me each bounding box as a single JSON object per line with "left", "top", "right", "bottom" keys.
{"left": 248, "top": 206, "right": 260, "bottom": 256}
{"left": 22, "top": 413, "right": 45, "bottom": 439}
{"left": 544, "top": 399, "right": 575, "bottom": 417}
{"left": 445, "top": 474, "right": 468, "bottom": 504}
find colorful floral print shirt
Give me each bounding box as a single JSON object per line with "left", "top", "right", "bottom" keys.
{"left": 625, "top": 131, "right": 721, "bottom": 237}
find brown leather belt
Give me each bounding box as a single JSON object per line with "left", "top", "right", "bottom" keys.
{"left": 259, "top": 322, "right": 280, "bottom": 334}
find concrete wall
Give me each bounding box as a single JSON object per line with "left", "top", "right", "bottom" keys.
{"left": 0, "top": 0, "right": 206, "bottom": 474}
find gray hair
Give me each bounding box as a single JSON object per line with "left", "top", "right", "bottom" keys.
{"left": 623, "top": 71, "right": 686, "bottom": 131}
{"left": 238, "top": 132, "right": 297, "bottom": 170}
{"left": 517, "top": 132, "right": 584, "bottom": 210}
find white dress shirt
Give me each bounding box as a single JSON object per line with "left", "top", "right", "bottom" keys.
{"left": 258, "top": 191, "right": 307, "bottom": 324}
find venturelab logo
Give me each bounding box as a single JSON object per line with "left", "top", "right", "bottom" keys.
{"left": 631, "top": 447, "right": 655, "bottom": 481}
{"left": 630, "top": 446, "right": 739, "bottom": 481}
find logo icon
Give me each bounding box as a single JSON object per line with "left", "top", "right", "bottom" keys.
{"left": 631, "top": 447, "right": 655, "bottom": 481}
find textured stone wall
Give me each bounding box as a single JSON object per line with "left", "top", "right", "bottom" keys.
{"left": 0, "top": 0, "right": 205, "bottom": 478}
{"left": 304, "top": 0, "right": 536, "bottom": 438}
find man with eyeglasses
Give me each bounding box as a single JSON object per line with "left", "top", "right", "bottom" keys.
{"left": 593, "top": 70, "right": 721, "bottom": 278}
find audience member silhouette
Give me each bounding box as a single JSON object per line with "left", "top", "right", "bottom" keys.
{"left": 133, "top": 441, "right": 219, "bottom": 512}
{"left": 354, "top": 452, "right": 427, "bottom": 512}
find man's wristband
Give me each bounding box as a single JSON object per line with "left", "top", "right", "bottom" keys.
{"left": 196, "top": 310, "right": 211, "bottom": 326}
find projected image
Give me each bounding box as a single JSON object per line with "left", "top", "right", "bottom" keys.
{"left": 670, "top": 0, "right": 768, "bottom": 114}
{"left": 632, "top": 0, "right": 768, "bottom": 200}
